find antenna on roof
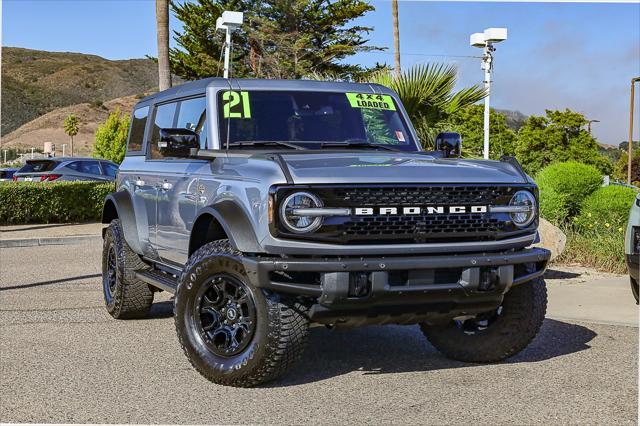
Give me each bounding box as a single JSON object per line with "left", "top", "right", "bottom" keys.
{"left": 216, "top": 11, "right": 244, "bottom": 79}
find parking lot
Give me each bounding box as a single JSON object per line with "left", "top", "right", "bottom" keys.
{"left": 1, "top": 240, "right": 637, "bottom": 424}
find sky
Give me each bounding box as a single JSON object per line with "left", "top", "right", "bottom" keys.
{"left": 2, "top": 0, "right": 640, "bottom": 145}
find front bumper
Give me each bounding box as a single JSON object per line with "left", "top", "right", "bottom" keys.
{"left": 243, "top": 247, "right": 550, "bottom": 326}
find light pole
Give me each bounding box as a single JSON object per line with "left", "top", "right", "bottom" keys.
{"left": 587, "top": 119, "right": 600, "bottom": 135}
{"left": 470, "top": 28, "right": 508, "bottom": 159}
{"left": 62, "top": 144, "right": 67, "bottom": 157}
{"left": 216, "top": 11, "right": 244, "bottom": 79}
{"left": 628, "top": 77, "right": 640, "bottom": 184}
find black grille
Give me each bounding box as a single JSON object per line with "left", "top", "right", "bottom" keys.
{"left": 272, "top": 184, "right": 537, "bottom": 245}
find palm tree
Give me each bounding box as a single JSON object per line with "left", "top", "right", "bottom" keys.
{"left": 63, "top": 114, "right": 80, "bottom": 157}
{"left": 392, "top": 0, "right": 400, "bottom": 77}
{"left": 369, "top": 64, "right": 486, "bottom": 147}
{"left": 156, "top": 0, "right": 172, "bottom": 91}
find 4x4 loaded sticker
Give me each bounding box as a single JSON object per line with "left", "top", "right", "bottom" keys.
{"left": 346, "top": 93, "right": 397, "bottom": 111}
{"left": 223, "top": 90, "right": 251, "bottom": 118}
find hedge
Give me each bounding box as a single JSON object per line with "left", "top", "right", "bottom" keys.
{"left": 538, "top": 188, "right": 569, "bottom": 227}
{"left": 536, "top": 161, "right": 602, "bottom": 219}
{"left": 0, "top": 181, "right": 114, "bottom": 224}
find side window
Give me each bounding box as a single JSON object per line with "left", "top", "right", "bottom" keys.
{"left": 127, "top": 106, "right": 149, "bottom": 153}
{"left": 176, "top": 97, "right": 208, "bottom": 149}
{"left": 102, "top": 162, "right": 118, "bottom": 177}
{"left": 81, "top": 161, "right": 102, "bottom": 175}
{"left": 67, "top": 161, "right": 81, "bottom": 171}
{"left": 149, "top": 102, "right": 178, "bottom": 159}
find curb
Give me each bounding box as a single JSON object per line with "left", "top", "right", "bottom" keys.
{"left": 0, "top": 235, "right": 102, "bottom": 248}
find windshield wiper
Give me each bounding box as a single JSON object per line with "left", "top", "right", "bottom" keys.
{"left": 227, "top": 141, "right": 304, "bottom": 150}
{"left": 320, "top": 139, "right": 400, "bottom": 152}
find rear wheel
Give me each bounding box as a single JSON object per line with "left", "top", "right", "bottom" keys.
{"left": 102, "top": 219, "right": 154, "bottom": 319}
{"left": 174, "top": 240, "right": 309, "bottom": 387}
{"left": 631, "top": 277, "right": 639, "bottom": 304}
{"left": 421, "top": 278, "right": 547, "bottom": 363}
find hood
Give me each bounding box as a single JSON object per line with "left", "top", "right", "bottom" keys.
{"left": 279, "top": 152, "right": 529, "bottom": 184}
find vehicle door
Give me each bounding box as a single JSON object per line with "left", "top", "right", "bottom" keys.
{"left": 152, "top": 96, "right": 208, "bottom": 265}
{"left": 100, "top": 161, "right": 119, "bottom": 181}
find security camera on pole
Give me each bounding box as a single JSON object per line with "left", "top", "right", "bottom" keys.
{"left": 216, "top": 11, "right": 244, "bottom": 78}
{"left": 470, "top": 28, "right": 507, "bottom": 160}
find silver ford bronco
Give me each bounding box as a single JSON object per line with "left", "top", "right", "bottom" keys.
{"left": 101, "top": 78, "right": 550, "bottom": 387}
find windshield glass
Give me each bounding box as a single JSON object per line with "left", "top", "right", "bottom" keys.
{"left": 218, "top": 90, "right": 417, "bottom": 151}
{"left": 18, "top": 160, "right": 58, "bottom": 173}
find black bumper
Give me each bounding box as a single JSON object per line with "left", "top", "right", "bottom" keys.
{"left": 243, "top": 248, "right": 550, "bottom": 326}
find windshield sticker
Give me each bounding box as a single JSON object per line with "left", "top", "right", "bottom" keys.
{"left": 346, "top": 93, "right": 396, "bottom": 111}
{"left": 223, "top": 91, "right": 251, "bottom": 119}
{"left": 395, "top": 130, "right": 405, "bottom": 142}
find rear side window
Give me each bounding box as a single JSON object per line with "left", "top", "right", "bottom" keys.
{"left": 176, "top": 97, "right": 208, "bottom": 149}
{"left": 102, "top": 162, "right": 118, "bottom": 177}
{"left": 127, "top": 106, "right": 149, "bottom": 153}
{"left": 67, "top": 161, "right": 102, "bottom": 175}
{"left": 19, "top": 161, "right": 58, "bottom": 173}
{"left": 149, "top": 102, "right": 178, "bottom": 159}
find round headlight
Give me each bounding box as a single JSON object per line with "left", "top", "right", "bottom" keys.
{"left": 280, "top": 192, "right": 323, "bottom": 233}
{"left": 509, "top": 190, "right": 536, "bottom": 227}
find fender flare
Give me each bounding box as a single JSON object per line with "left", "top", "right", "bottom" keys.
{"left": 102, "top": 191, "right": 144, "bottom": 255}
{"left": 193, "top": 200, "right": 263, "bottom": 254}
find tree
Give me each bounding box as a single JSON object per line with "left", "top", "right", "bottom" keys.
{"left": 435, "top": 105, "right": 517, "bottom": 159}
{"left": 391, "top": 0, "right": 400, "bottom": 76}
{"left": 93, "top": 109, "right": 130, "bottom": 164}
{"left": 368, "top": 64, "right": 486, "bottom": 147}
{"left": 63, "top": 114, "right": 80, "bottom": 157}
{"left": 515, "top": 109, "right": 613, "bottom": 175}
{"left": 169, "top": 0, "right": 381, "bottom": 80}
{"left": 156, "top": 0, "right": 172, "bottom": 91}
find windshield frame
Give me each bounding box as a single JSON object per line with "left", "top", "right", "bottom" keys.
{"left": 211, "top": 87, "right": 422, "bottom": 153}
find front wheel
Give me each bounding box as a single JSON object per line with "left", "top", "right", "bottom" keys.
{"left": 174, "top": 240, "right": 309, "bottom": 387}
{"left": 420, "top": 278, "right": 547, "bottom": 363}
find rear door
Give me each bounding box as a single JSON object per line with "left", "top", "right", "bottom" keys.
{"left": 152, "top": 96, "right": 207, "bottom": 265}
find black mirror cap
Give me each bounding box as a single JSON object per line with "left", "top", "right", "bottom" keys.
{"left": 435, "top": 132, "right": 462, "bottom": 158}
{"left": 158, "top": 128, "right": 199, "bottom": 157}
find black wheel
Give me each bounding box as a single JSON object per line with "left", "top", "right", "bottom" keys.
{"left": 631, "top": 277, "right": 639, "bottom": 305}
{"left": 102, "top": 219, "right": 154, "bottom": 319}
{"left": 174, "top": 240, "right": 309, "bottom": 387}
{"left": 420, "top": 278, "right": 547, "bottom": 363}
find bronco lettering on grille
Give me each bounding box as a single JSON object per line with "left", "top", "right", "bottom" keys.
{"left": 354, "top": 206, "right": 488, "bottom": 215}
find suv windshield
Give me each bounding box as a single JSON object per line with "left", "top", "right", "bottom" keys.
{"left": 218, "top": 90, "right": 417, "bottom": 151}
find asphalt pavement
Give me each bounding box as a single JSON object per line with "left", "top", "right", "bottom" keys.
{"left": 0, "top": 241, "right": 637, "bottom": 424}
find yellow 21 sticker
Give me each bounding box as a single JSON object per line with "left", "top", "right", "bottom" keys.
{"left": 346, "top": 93, "right": 396, "bottom": 111}
{"left": 222, "top": 91, "right": 251, "bottom": 118}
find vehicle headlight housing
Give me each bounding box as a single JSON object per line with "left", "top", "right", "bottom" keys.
{"left": 280, "top": 192, "right": 323, "bottom": 233}
{"left": 509, "top": 190, "right": 536, "bottom": 227}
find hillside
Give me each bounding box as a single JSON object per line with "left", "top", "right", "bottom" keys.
{"left": 0, "top": 94, "right": 148, "bottom": 157}
{"left": 1, "top": 47, "right": 159, "bottom": 135}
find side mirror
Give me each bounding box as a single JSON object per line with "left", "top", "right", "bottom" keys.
{"left": 158, "top": 128, "right": 199, "bottom": 157}
{"left": 435, "top": 132, "right": 462, "bottom": 158}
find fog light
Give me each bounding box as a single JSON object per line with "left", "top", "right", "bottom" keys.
{"left": 349, "top": 272, "right": 371, "bottom": 297}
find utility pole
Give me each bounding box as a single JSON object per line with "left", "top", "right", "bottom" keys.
{"left": 3, "top": 150, "right": 6, "bottom": 164}
{"left": 392, "top": 0, "right": 401, "bottom": 77}
{"left": 628, "top": 77, "right": 640, "bottom": 184}
{"left": 587, "top": 119, "right": 599, "bottom": 135}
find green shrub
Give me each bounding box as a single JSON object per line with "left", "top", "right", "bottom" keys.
{"left": 93, "top": 108, "right": 129, "bottom": 164}
{"left": 574, "top": 185, "right": 638, "bottom": 233}
{"left": 0, "top": 181, "right": 114, "bottom": 224}
{"left": 558, "top": 228, "right": 627, "bottom": 274}
{"left": 536, "top": 161, "right": 602, "bottom": 218}
{"left": 538, "top": 189, "right": 569, "bottom": 227}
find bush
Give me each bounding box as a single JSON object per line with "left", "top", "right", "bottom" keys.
{"left": 538, "top": 189, "right": 569, "bottom": 227}
{"left": 536, "top": 161, "right": 602, "bottom": 218}
{"left": 574, "top": 185, "right": 638, "bottom": 233}
{"left": 0, "top": 181, "right": 114, "bottom": 224}
{"left": 93, "top": 108, "right": 129, "bottom": 164}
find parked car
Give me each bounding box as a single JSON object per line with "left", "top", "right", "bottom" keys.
{"left": 0, "top": 168, "right": 18, "bottom": 182}
{"left": 101, "top": 78, "right": 550, "bottom": 387}
{"left": 13, "top": 157, "right": 118, "bottom": 182}
{"left": 625, "top": 193, "right": 640, "bottom": 303}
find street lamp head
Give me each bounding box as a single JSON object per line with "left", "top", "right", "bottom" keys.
{"left": 216, "top": 11, "right": 244, "bottom": 32}
{"left": 484, "top": 27, "right": 508, "bottom": 43}
{"left": 470, "top": 32, "right": 486, "bottom": 48}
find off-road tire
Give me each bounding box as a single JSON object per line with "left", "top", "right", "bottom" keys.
{"left": 102, "top": 219, "right": 154, "bottom": 319}
{"left": 420, "top": 278, "right": 547, "bottom": 363}
{"left": 174, "top": 240, "right": 309, "bottom": 387}
{"left": 631, "top": 277, "right": 639, "bottom": 305}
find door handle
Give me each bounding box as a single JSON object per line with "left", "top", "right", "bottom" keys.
{"left": 160, "top": 182, "right": 173, "bottom": 191}
{"left": 134, "top": 179, "right": 145, "bottom": 187}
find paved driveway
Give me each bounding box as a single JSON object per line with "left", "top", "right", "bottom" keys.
{"left": 0, "top": 242, "right": 637, "bottom": 424}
